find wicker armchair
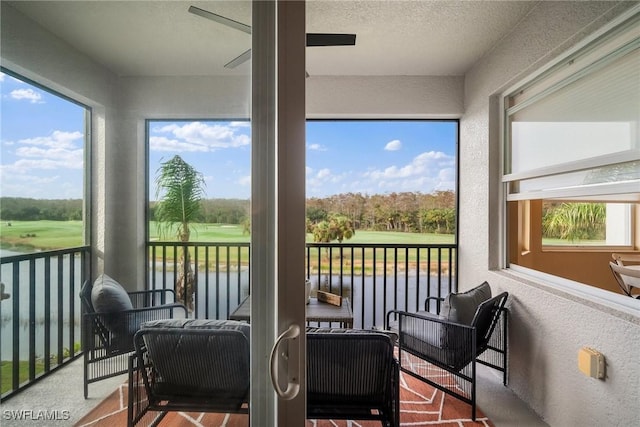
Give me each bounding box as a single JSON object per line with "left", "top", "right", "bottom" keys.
{"left": 306, "top": 329, "right": 400, "bottom": 427}
{"left": 127, "top": 319, "right": 250, "bottom": 427}
{"left": 129, "top": 323, "right": 398, "bottom": 426}
{"left": 386, "top": 282, "right": 508, "bottom": 421}
{"left": 80, "top": 275, "right": 186, "bottom": 398}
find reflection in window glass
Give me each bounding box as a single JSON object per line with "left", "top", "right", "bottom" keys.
{"left": 542, "top": 201, "right": 632, "bottom": 246}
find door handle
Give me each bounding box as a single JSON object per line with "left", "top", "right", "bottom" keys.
{"left": 269, "top": 324, "right": 301, "bottom": 400}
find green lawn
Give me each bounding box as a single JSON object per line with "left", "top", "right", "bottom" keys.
{"left": 0, "top": 220, "right": 84, "bottom": 251}
{"left": 2, "top": 221, "right": 454, "bottom": 253}
{"left": 343, "top": 229, "right": 454, "bottom": 245}
{"left": 0, "top": 360, "right": 45, "bottom": 395}
{"left": 150, "top": 222, "right": 250, "bottom": 243}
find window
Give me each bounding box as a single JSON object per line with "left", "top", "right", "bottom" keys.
{"left": 502, "top": 10, "right": 640, "bottom": 294}
{"left": 0, "top": 69, "right": 89, "bottom": 394}
{"left": 306, "top": 120, "right": 458, "bottom": 241}
{"left": 147, "top": 119, "right": 251, "bottom": 219}
{"left": 0, "top": 69, "right": 89, "bottom": 251}
{"left": 542, "top": 201, "right": 633, "bottom": 247}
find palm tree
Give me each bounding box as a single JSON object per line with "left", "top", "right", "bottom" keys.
{"left": 311, "top": 215, "right": 355, "bottom": 244}
{"left": 154, "top": 155, "right": 205, "bottom": 311}
{"left": 310, "top": 215, "right": 355, "bottom": 289}
{"left": 543, "top": 202, "right": 605, "bottom": 242}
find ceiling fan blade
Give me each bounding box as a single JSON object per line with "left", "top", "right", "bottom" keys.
{"left": 306, "top": 33, "right": 356, "bottom": 46}
{"left": 188, "top": 5, "right": 251, "bottom": 34}
{"left": 225, "top": 49, "right": 252, "bottom": 69}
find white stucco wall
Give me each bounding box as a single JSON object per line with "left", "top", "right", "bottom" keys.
{"left": 307, "top": 75, "right": 464, "bottom": 118}
{"left": 460, "top": 2, "right": 640, "bottom": 426}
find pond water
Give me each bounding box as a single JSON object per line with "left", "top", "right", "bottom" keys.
{"left": 1, "top": 253, "right": 453, "bottom": 359}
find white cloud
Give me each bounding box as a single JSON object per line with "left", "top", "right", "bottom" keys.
{"left": 149, "top": 136, "right": 208, "bottom": 152}
{"left": 308, "top": 143, "right": 327, "bottom": 151}
{"left": 365, "top": 151, "right": 454, "bottom": 180}
{"left": 238, "top": 175, "right": 251, "bottom": 186}
{"left": 359, "top": 150, "right": 455, "bottom": 194}
{"left": 384, "top": 139, "right": 402, "bottom": 151}
{"left": 19, "top": 130, "right": 83, "bottom": 149}
{"left": 0, "top": 156, "right": 82, "bottom": 175}
{"left": 10, "top": 88, "right": 44, "bottom": 103}
{"left": 15, "top": 146, "right": 82, "bottom": 162}
{"left": 307, "top": 168, "right": 350, "bottom": 194}
{"left": 230, "top": 121, "right": 250, "bottom": 128}
{"left": 0, "top": 170, "right": 59, "bottom": 185}
{"left": 316, "top": 168, "right": 331, "bottom": 179}
{"left": 0, "top": 73, "right": 4, "bottom": 82}
{"left": 154, "top": 122, "right": 250, "bottom": 152}
{"left": 1, "top": 130, "right": 84, "bottom": 175}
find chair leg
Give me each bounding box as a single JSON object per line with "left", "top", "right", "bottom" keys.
{"left": 503, "top": 309, "right": 509, "bottom": 386}
{"left": 127, "top": 355, "right": 135, "bottom": 427}
{"left": 471, "top": 359, "right": 477, "bottom": 421}
{"left": 83, "top": 352, "right": 89, "bottom": 399}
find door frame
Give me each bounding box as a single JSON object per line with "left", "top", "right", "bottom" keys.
{"left": 250, "top": 1, "right": 307, "bottom": 425}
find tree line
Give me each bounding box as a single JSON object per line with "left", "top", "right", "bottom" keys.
{"left": 0, "top": 197, "right": 250, "bottom": 225}
{"left": 0, "top": 197, "right": 83, "bottom": 221}
{"left": 307, "top": 191, "right": 456, "bottom": 234}
{"left": 0, "top": 190, "right": 457, "bottom": 234}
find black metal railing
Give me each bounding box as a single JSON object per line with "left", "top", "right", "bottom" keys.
{"left": 147, "top": 242, "right": 251, "bottom": 320}
{"left": 148, "top": 242, "right": 457, "bottom": 329}
{"left": 0, "top": 241, "right": 456, "bottom": 400}
{"left": 0, "top": 246, "right": 90, "bottom": 401}
{"left": 306, "top": 243, "right": 457, "bottom": 328}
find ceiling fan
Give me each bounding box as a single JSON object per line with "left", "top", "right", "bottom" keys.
{"left": 188, "top": 5, "right": 356, "bottom": 70}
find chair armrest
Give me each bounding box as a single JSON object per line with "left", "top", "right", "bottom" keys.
{"left": 387, "top": 308, "right": 460, "bottom": 330}
{"left": 424, "top": 296, "right": 445, "bottom": 313}
{"left": 387, "top": 309, "right": 473, "bottom": 350}
{"left": 128, "top": 289, "right": 176, "bottom": 308}
{"left": 84, "top": 303, "right": 187, "bottom": 350}
{"left": 388, "top": 309, "right": 470, "bottom": 329}
{"left": 85, "top": 302, "right": 186, "bottom": 319}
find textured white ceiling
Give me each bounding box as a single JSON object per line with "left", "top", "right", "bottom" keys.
{"left": 7, "top": 0, "right": 538, "bottom": 77}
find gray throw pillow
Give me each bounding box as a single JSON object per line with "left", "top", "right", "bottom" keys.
{"left": 91, "top": 274, "right": 133, "bottom": 313}
{"left": 441, "top": 281, "right": 491, "bottom": 325}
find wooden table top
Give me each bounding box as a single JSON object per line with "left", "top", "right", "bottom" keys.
{"left": 229, "top": 296, "right": 353, "bottom": 328}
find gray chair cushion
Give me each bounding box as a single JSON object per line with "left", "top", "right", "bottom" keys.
{"left": 142, "top": 318, "right": 250, "bottom": 341}
{"left": 138, "top": 320, "right": 251, "bottom": 399}
{"left": 306, "top": 326, "right": 398, "bottom": 345}
{"left": 440, "top": 281, "right": 491, "bottom": 325}
{"left": 388, "top": 311, "right": 446, "bottom": 347}
{"left": 91, "top": 274, "right": 133, "bottom": 313}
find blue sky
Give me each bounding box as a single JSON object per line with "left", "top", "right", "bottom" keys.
{"left": 1, "top": 72, "right": 85, "bottom": 199}
{"left": 2, "top": 72, "right": 457, "bottom": 200}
